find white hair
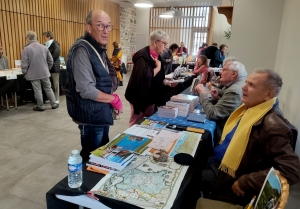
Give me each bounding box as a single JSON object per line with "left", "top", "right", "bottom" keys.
{"left": 227, "top": 61, "right": 247, "bottom": 78}
{"left": 150, "top": 30, "right": 169, "bottom": 44}
{"left": 223, "top": 56, "right": 238, "bottom": 66}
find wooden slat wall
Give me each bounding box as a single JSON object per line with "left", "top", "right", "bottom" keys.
{"left": 0, "top": 0, "right": 120, "bottom": 68}
{"left": 150, "top": 7, "right": 211, "bottom": 56}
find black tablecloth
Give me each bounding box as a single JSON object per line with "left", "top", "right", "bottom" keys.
{"left": 46, "top": 75, "right": 210, "bottom": 209}
{"left": 172, "top": 64, "right": 195, "bottom": 72}
{"left": 160, "top": 75, "right": 196, "bottom": 105}
{"left": 46, "top": 131, "right": 212, "bottom": 209}
{"left": 0, "top": 70, "right": 67, "bottom": 95}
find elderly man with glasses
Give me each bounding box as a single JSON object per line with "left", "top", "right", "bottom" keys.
{"left": 195, "top": 60, "right": 247, "bottom": 144}
{"left": 65, "top": 10, "right": 122, "bottom": 162}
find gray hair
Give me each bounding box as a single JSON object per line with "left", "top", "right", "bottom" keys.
{"left": 227, "top": 61, "right": 247, "bottom": 78}
{"left": 86, "top": 10, "right": 93, "bottom": 24}
{"left": 223, "top": 56, "right": 238, "bottom": 66}
{"left": 150, "top": 30, "right": 169, "bottom": 44}
{"left": 254, "top": 69, "right": 282, "bottom": 96}
{"left": 26, "top": 31, "right": 37, "bottom": 40}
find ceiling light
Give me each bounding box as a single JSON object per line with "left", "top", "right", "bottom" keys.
{"left": 159, "top": 11, "right": 174, "bottom": 18}
{"left": 134, "top": 0, "right": 153, "bottom": 8}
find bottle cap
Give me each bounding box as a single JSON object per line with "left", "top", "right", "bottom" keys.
{"left": 72, "top": 150, "right": 79, "bottom": 155}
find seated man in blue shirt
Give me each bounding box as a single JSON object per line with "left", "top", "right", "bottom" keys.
{"left": 200, "top": 69, "right": 300, "bottom": 205}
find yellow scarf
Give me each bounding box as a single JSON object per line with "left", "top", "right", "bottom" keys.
{"left": 219, "top": 97, "right": 277, "bottom": 178}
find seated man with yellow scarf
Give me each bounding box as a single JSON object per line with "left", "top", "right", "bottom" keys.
{"left": 202, "top": 69, "right": 300, "bottom": 205}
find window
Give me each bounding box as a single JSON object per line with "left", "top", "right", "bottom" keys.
{"left": 150, "top": 7, "right": 211, "bottom": 57}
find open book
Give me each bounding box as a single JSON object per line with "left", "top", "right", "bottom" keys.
{"left": 254, "top": 167, "right": 282, "bottom": 209}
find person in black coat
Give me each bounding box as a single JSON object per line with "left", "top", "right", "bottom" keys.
{"left": 201, "top": 43, "right": 218, "bottom": 67}
{"left": 125, "top": 30, "right": 177, "bottom": 127}
{"left": 43, "top": 31, "right": 61, "bottom": 103}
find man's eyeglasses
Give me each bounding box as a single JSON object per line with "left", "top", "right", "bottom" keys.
{"left": 94, "top": 23, "right": 113, "bottom": 31}
{"left": 157, "top": 40, "right": 168, "bottom": 47}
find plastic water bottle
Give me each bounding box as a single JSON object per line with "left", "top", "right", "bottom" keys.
{"left": 68, "top": 150, "right": 82, "bottom": 188}
{"left": 212, "top": 75, "right": 216, "bottom": 83}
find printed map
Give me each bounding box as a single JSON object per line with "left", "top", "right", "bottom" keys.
{"left": 169, "top": 131, "right": 201, "bottom": 157}
{"left": 92, "top": 155, "right": 188, "bottom": 209}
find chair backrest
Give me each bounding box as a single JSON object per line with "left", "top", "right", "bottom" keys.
{"left": 277, "top": 114, "right": 298, "bottom": 151}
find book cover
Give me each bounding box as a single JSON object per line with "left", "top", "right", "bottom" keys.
{"left": 254, "top": 167, "right": 282, "bottom": 209}
{"left": 141, "top": 119, "right": 168, "bottom": 128}
{"left": 91, "top": 133, "right": 152, "bottom": 157}
{"left": 171, "top": 94, "right": 198, "bottom": 103}
{"left": 187, "top": 112, "right": 206, "bottom": 123}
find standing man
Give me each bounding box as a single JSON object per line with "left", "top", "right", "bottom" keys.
{"left": 43, "top": 31, "right": 61, "bottom": 103}
{"left": 66, "top": 10, "right": 122, "bottom": 162}
{"left": 0, "top": 45, "right": 9, "bottom": 70}
{"left": 21, "top": 30, "right": 59, "bottom": 111}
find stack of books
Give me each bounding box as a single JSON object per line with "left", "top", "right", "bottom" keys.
{"left": 87, "top": 133, "right": 152, "bottom": 172}
{"left": 157, "top": 106, "right": 178, "bottom": 118}
{"left": 166, "top": 101, "right": 190, "bottom": 117}
{"left": 170, "top": 94, "right": 199, "bottom": 113}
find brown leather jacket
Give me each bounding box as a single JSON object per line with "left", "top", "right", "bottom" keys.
{"left": 212, "top": 107, "right": 300, "bottom": 204}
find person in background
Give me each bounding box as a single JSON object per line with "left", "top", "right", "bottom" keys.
{"left": 193, "top": 55, "right": 209, "bottom": 85}
{"left": 212, "top": 44, "right": 228, "bottom": 67}
{"left": 161, "top": 43, "right": 179, "bottom": 74}
{"left": 0, "top": 45, "right": 9, "bottom": 70}
{"left": 125, "top": 30, "right": 177, "bottom": 127}
{"left": 21, "top": 30, "right": 58, "bottom": 111}
{"left": 65, "top": 10, "right": 121, "bottom": 162}
{"left": 111, "top": 41, "right": 123, "bottom": 86}
{"left": 197, "top": 43, "right": 208, "bottom": 60}
{"left": 195, "top": 60, "right": 247, "bottom": 144}
{"left": 201, "top": 43, "right": 218, "bottom": 67}
{"left": 177, "top": 42, "right": 188, "bottom": 56}
{"left": 43, "top": 31, "right": 61, "bottom": 103}
{"left": 204, "top": 69, "right": 300, "bottom": 205}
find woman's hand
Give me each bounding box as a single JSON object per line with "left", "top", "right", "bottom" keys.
{"left": 163, "top": 79, "right": 177, "bottom": 87}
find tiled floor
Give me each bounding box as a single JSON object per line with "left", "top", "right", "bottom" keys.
{"left": 0, "top": 71, "right": 299, "bottom": 208}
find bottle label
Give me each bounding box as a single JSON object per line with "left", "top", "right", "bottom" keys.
{"left": 68, "top": 162, "right": 82, "bottom": 172}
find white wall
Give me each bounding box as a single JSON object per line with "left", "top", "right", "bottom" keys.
{"left": 275, "top": 0, "right": 300, "bottom": 156}
{"left": 212, "top": 7, "right": 231, "bottom": 49}
{"left": 229, "top": 0, "right": 284, "bottom": 73}
{"left": 135, "top": 8, "right": 150, "bottom": 51}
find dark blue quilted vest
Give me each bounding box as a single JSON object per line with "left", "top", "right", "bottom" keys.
{"left": 66, "top": 40, "right": 113, "bottom": 125}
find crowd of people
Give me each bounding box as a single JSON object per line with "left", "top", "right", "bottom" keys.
{"left": 1, "top": 8, "right": 300, "bottom": 208}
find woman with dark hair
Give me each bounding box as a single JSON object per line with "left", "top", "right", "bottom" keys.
{"left": 161, "top": 43, "right": 179, "bottom": 74}
{"left": 111, "top": 41, "right": 123, "bottom": 86}
{"left": 193, "top": 55, "right": 209, "bottom": 85}
{"left": 212, "top": 44, "right": 228, "bottom": 67}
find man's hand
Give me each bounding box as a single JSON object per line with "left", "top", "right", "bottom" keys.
{"left": 210, "top": 88, "right": 218, "bottom": 100}
{"left": 231, "top": 180, "right": 245, "bottom": 197}
{"left": 195, "top": 84, "right": 206, "bottom": 94}
{"left": 206, "top": 82, "right": 213, "bottom": 90}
